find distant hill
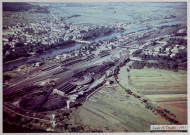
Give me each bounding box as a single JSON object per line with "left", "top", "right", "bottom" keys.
{"left": 3, "top": 2, "right": 33, "bottom": 12}
{"left": 3, "top": 2, "right": 49, "bottom": 13}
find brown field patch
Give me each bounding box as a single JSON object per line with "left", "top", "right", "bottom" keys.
{"left": 118, "top": 66, "right": 187, "bottom": 125}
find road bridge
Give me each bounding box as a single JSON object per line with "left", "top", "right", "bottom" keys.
{"left": 75, "top": 40, "right": 91, "bottom": 44}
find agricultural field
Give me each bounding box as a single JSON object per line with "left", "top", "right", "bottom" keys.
{"left": 118, "top": 64, "right": 187, "bottom": 125}
{"left": 3, "top": 2, "right": 186, "bottom": 27}
{"left": 3, "top": 11, "right": 48, "bottom": 27}
{"left": 69, "top": 76, "right": 169, "bottom": 132}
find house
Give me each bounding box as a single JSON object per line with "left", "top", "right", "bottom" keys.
{"left": 171, "top": 47, "right": 178, "bottom": 53}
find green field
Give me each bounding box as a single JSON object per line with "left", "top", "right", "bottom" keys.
{"left": 118, "top": 65, "right": 187, "bottom": 124}
{"left": 3, "top": 11, "right": 48, "bottom": 27}
{"left": 69, "top": 77, "right": 169, "bottom": 132}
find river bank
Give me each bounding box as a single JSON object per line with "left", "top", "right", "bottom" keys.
{"left": 3, "top": 21, "right": 181, "bottom": 72}
{"left": 3, "top": 43, "right": 81, "bottom": 71}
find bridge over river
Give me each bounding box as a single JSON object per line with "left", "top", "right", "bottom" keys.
{"left": 75, "top": 40, "right": 91, "bottom": 44}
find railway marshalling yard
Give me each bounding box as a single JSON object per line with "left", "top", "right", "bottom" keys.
{"left": 3, "top": 24, "right": 187, "bottom": 132}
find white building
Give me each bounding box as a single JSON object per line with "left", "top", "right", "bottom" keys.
{"left": 66, "top": 100, "right": 70, "bottom": 109}
{"left": 52, "top": 89, "right": 65, "bottom": 96}
{"left": 106, "top": 80, "right": 113, "bottom": 85}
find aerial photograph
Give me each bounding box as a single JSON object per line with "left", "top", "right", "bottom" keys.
{"left": 2, "top": 1, "right": 187, "bottom": 133}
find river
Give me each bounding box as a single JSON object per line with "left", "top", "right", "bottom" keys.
{"left": 3, "top": 44, "right": 81, "bottom": 71}
{"left": 3, "top": 21, "right": 181, "bottom": 71}
{"left": 93, "top": 21, "right": 181, "bottom": 42}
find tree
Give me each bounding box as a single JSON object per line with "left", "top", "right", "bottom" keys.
{"left": 131, "top": 61, "right": 145, "bottom": 69}
{"left": 132, "top": 49, "right": 142, "bottom": 57}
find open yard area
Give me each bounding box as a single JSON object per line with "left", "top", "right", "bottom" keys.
{"left": 118, "top": 65, "right": 187, "bottom": 124}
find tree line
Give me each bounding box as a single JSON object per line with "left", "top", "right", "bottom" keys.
{"left": 131, "top": 60, "right": 179, "bottom": 72}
